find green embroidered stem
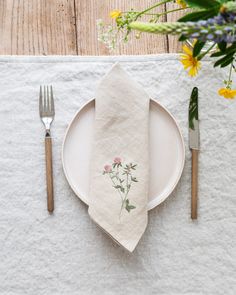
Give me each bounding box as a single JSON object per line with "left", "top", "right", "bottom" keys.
{"left": 120, "top": 173, "right": 131, "bottom": 212}
{"left": 109, "top": 173, "right": 124, "bottom": 203}
{"left": 104, "top": 160, "right": 137, "bottom": 216}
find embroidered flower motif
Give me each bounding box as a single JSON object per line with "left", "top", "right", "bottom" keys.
{"left": 104, "top": 165, "right": 112, "bottom": 173}
{"left": 103, "top": 159, "right": 138, "bottom": 216}
{"left": 113, "top": 157, "right": 121, "bottom": 164}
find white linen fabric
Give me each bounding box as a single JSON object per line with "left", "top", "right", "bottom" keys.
{"left": 88, "top": 63, "right": 149, "bottom": 252}
{"left": 0, "top": 55, "right": 235, "bottom": 295}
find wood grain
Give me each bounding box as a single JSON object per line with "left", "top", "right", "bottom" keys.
{"left": 0, "top": 0, "right": 77, "bottom": 55}
{"left": 191, "top": 149, "right": 198, "bottom": 220}
{"left": 75, "top": 0, "right": 168, "bottom": 55}
{"left": 45, "top": 136, "right": 54, "bottom": 213}
{"left": 0, "top": 1, "right": 183, "bottom": 55}
{"left": 166, "top": 2, "right": 186, "bottom": 53}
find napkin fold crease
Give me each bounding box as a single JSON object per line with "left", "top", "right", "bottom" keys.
{"left": 88, "top": 63, "right": 149, "bottom": 252}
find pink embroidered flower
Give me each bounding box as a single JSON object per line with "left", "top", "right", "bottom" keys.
{"left": 113, "top": 157, "right": 121, "bottom": 164}
{"left": 104, "top": 165, "right": 112, "bottom": 173}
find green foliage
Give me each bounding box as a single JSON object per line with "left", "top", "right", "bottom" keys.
{"left": 179, "top": 35, "right": 188, "bottom": 42}
{"left": 178, "top": 9, "right": 219, "bottom": 22}
{"left": 131, "top": 177, "right": 138, "bottom": 182}
{"left": 211, "top": 42, "right": 236, "bottom": 67}
{"left": 178, "top": 0, "right": 223, "bottom": 22}
{"left": 193, "top": 41, "right": 206, "bottom": 57}
{"left": 104, "top": 160, "right": 138, "bottom": 215}
{"left": 218, "top": 41, "right": 227, "bottom": 52}
{"left": 125, "top": 199, "right": 136, "bottom": 212}
{"left": 184, "top": 0, "right": 221, "bottom": 9}
{"left": 112, "top": 162, "right": 122, "bottom": 168}
{"left": 214, "top": 54, "right": 234, "bottom": 67}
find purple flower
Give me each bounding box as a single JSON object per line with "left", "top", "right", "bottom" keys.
{"left": 191, "top": 32, "right": 200, "bottom": 38}
{"left": 224, "top": 26, "right": 233, "bottom": 32}
{"left": 215, "top": 30, "right": 223, "bottom": 35}
{"left": 207, "top": 34, "right": 214, "bottom": 40}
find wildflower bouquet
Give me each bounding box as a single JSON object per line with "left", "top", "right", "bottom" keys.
{"left": 98, "top": 0, "right": 236, "bottom": 99}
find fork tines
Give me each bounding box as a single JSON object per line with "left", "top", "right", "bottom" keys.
{"left": 39, "top": 85, "right": 55, "bottom": 117}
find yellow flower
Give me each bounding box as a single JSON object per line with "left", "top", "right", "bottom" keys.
{"left": 218, "top": 88, "right": 236, "bottom": 99}
{"left": 180, "top": 44, "right": 201, "bottom": 77}
{"left": 110, "top": 10, "right": 122, "bottom": 19}
{"left": 176, "top": 0, "right": 187, "bottom": 8}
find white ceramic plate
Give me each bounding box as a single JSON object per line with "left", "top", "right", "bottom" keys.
{"left": 62, "top": 98, "right": 185, "bottom": 210}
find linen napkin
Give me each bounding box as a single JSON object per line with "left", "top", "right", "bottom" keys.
{"left": 88, "top": 63, "right": 149, "bottom": 252}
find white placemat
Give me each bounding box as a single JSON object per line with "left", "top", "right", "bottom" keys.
{"left": 0, "top": 55, "right": 235, "bottom": 295}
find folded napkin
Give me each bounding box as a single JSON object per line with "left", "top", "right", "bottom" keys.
{"left": 88, "top": 63, "right": 149, "bottom": 252}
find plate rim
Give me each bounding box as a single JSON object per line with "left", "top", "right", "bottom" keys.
{"left": 62, "top": 98, "right": 185, "bottom": 211}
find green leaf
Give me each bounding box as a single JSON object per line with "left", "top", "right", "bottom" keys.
{"left": 214, "top": 54, "right": 234, "bottom": 67}
{"left": 218, "top": 0, "right": 230, "bottom": 3}
{"left": 125, "top": 199, "right": 130, "bottom": 212}
{"left": 120, "top": 187, "right": 125, "bottom": 193}
{"left": 211, "top": 46, "right": 236, "bottom": 58}
{"left": 184, "top": 0, "right": 221, "bottom": 9}
{"left": 218, "top": 41, "right": 227, "bottom": 53}
{"left": 131, "top": 164, "right": 137, "bottom": 170}
{"left": 114, "top": 185, "right": 121, "bottom": 189}
{"left": 179, "top": 35, "right": 188, "bottom": 42}
{"left": 125, "top": 199, "right": 136, "bottom": 212}
{"left": 178, "top": 9, "right": 218, "bottom": 22}
{"left": 125, "top": 206, "right": 130, "bottom": 212}
{"left": 211, "top": 51, "right": 226, "bottom": 57}
{"left": 220, "top": 56, "right": 234, "bottom": 67}
{"left": 193, "top": 40, "right": 205, "bottom": 57}
{"left": 131, "top": 177, "right": 138, "bottom": 182}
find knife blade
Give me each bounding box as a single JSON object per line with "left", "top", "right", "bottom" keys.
{"left": 189, "top": 87, "right": 200, "bottom": 219}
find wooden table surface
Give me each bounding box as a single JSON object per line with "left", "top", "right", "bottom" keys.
{"left": 0, "top": 1, "right": 183, "bottom": 55}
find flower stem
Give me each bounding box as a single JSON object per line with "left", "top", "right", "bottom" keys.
{"left": 227, "top": 61, "right": 234, "bottom": 88}
{"left": 135, "top": 0, "right": 173, "bottom": 19}
{"left": 121, "top": 174, "right": 129, "bottom": 210}
{"left": 109, "top": 173, "right": 123, "bottom": 203}
{"left": 157, "top": 7, "right": 189, "bottom": 17}
{"left": 198, "top": 43, "right": 216, "bottom": 60}
{"left": 123, "top": 7, "right": 188, "bottom": 16}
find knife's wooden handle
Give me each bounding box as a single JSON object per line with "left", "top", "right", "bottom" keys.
{"left": 191, "top": 149, "right": 198, "bottom": 220}
{"left": 45, "top": 136, "right": 54, "bottom": 213}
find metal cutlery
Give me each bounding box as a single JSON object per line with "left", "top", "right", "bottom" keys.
{"left": 189, "top": 87, "right": 200, "bottom": 220}
{"left": 39, "top": 85, "right": 55, "bottom": 213}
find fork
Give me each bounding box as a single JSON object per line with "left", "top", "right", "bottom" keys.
{"left": 39, "top": 85, "right": 55, "bottom": 213}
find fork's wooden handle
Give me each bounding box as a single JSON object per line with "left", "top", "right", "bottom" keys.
{"left": 191, "top": 149, "right": 198, "bottom": 220}
{"left": 45, "top": 136, "right": 54, "bottom": 213}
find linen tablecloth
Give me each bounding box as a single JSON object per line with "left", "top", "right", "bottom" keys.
{"left": 0, "top": 55, "right": 235, "bottom": 295}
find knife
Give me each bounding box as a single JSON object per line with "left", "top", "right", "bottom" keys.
{"left": 189, "top": 87, "right": 200, "bottom": 220}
